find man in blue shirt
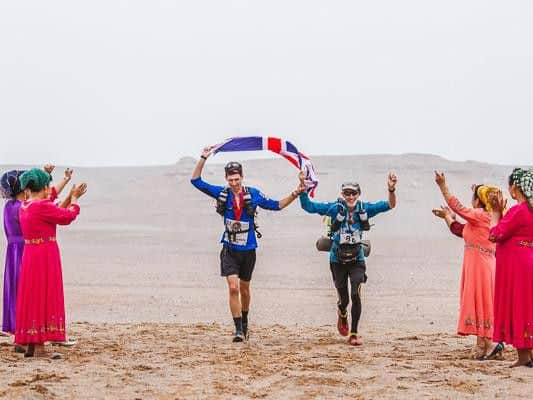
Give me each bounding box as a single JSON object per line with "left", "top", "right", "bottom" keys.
{"left": 298, "top": 172, "right": 398, "bottom": 346}
{"left": 191, "top": 146, "right": 305, "bottom": 342}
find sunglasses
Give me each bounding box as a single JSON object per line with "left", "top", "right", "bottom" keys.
{"left": 225, "top": 162, "right": 242, "bottom": 171}
{"left": 342, "top": 190, "right": 359, "bottom": 197}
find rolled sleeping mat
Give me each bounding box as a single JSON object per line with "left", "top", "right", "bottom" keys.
{"left": 316, "top": 237, "right": 371, "bottom": 257}
{"left": 316, "top": 236, "right": 332, "bottom": 252}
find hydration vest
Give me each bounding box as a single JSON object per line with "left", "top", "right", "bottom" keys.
{"left": 330, "top": 199, "right": 370, "bottom": 234}
{"left": 216, "top": 187, "right": 262, "bottom": 239}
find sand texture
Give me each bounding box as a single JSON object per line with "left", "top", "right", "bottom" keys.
{"left": 1, "top": 154, "right": 531, "bottom": 399}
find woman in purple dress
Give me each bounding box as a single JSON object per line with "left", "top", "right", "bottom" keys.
{"left": 1, "top": 170, "right": 26, "bottom": 335}
{"left": 2, "top": 165, "right": 72, "bottom": 337}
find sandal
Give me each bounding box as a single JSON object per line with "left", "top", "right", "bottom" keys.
{"left": 481, "top": 342, "right": 505, "bottom": 361}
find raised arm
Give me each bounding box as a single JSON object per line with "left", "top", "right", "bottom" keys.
{"left": 432, "top": 205, "right": 464, "bottom": 238}
{"left": 59, "top": 183, "right": 87, "bottom": 208}
{"left": 277, "top": 180, "right": 306, "bottom": 210}
{"left": 435, "top": 171, "right": 485, "bottom": 224}
{"left": 191, "top": 147, "right": 214, "bottom": 180}
{"left": 53, "top": 168, "right": 73, "bottom": 196}
{"left": 435, "top": 171, "right": 453, "bottom": 204}
{"left": 387, "top": 172, "right": 397, "bottom": 209}
{"left": 299, "top": 192, "right": 335, "bottom": 216}
{"left": 40, "top": 183, "right": 86, "bottom": 225}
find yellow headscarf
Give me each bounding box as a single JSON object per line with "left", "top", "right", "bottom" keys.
{"left": 476, "top": 185, "right": 500, "bottom": 212}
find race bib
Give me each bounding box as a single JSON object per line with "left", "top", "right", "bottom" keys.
{"left": 339, "top": 231, "right": 361, "bottom": 245}
{"left": 225, "top": 219, "right": 250, "bottom": 246}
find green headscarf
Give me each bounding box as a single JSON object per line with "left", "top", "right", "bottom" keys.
{"left": 511, "top": 168, "right": 533, "bottom": 209}
{"left": 19, "top": 168, "right": 51, "bottom": 192}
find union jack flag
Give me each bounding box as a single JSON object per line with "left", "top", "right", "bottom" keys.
{"left": 211, "top": 136, "right": 319, "bottom": 196}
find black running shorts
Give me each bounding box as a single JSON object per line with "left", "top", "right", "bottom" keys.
{"left": 220, "top": 246, "right": 257, "bottom": 281}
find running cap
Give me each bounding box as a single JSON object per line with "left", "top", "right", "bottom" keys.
{"left": 224, "top": 161, "right": 243, "bottom": 176}
{"left": 341, "top": 182, "right": 361, "bottom": 194}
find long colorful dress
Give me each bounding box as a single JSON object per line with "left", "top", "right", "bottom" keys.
{"left": 2, "top": 188, "right": 58, "bottom": 334}
{"left": 14, "top": 197, "right": 79, "bottom": 345}
{"left": 2, "top": 200, "right": 24, "bottom": 333}
{"left": 447, "top": 196, "right": 496, "bottom": 338}
{"left": 490, "top": 202, "right": 533, "bottom": 349}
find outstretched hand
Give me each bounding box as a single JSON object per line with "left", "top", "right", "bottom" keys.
{"left": 434, "top": 171, "right": 446, "bottom": 187}
{"left": 432, "top": 205, "right": 456, "bottom": 220}
{"left": 388, "top": 172, "right": 398, "bottom": 190}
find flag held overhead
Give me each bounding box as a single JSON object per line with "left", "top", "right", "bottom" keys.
{"left": 211, "top": 136, "right": 319, "bottom": 197}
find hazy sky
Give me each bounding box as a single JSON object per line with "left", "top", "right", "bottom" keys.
{"left": 1, "top": 1, "right": 532, "bottom": 166}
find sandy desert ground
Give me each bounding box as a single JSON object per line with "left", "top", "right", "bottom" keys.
{"left": 1, "top": 154, "right": 531, "bottom": 399}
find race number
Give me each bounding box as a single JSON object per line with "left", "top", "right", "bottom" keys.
{"left": 225, "top": 219, "right": 250, "bottom": 246}
{"left": 339, "top": 232, "right": 360, "bottom": 245}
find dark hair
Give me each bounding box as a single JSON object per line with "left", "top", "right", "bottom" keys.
{"left": 472, "top": 184, "right": 487, "bottom": 210}
{"left": 25, "top": 179, "right": 49, "bottom": 193}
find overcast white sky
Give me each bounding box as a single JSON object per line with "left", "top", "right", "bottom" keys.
{"left": 1, "top": 1, "right": 532, "bottom": 167}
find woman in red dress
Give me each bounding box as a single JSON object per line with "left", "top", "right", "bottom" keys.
{"left": 490, "top": 168, "right": 533, "bottom": 368}
{"left": 14, "top": 169, "right": 87, "bottom": 358}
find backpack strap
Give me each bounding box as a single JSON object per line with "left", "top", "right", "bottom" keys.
{"left": 216, "top": 187, "right": 230, "bottom": 216}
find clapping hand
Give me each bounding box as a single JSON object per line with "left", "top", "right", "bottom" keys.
{"left": 432, "top": 205, "right": 456, "bottom": 220}
{"left": 489, "top": 190, "right": 506, "bottom": 213}
{"left": 64, "top": 168, "right": 73, "bottom": 180}
{"left": 70, "top": 183, "right": 88, "bottom": 200}
{"left": 43, "top": 164, "right": 55, "bottom": 174}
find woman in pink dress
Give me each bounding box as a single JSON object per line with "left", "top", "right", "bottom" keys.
{"left": 14, "top": 168, "right": 87, "bottom": 358}
{"left": 435, "top": 171, "right": 499, "bottom": 358}
{"left": 489, "top": 168, "right": 533, "bottom": 368}
{"left": 2, "top": 165, "right": 72, "bottom": 339}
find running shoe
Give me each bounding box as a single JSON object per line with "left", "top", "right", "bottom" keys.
{"left": 337, "top": 310, "right": 349, "bottom": 337}
{"left": 347, "top": 333, "right": 362, "bottom": 346}
{"left": 232, "top": 331, "right": 245, "bottom": 343}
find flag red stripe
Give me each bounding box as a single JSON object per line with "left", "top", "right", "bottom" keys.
{"left": 282, "top": 155, "right": 300, "bottom": 168}
{"left": 267, "top": 137, "right": 282, "bottom": 154}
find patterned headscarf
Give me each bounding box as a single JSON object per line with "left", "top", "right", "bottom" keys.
{"left": 0, "top": 170, "right": 26, "bottom": 198}
{"left": 476, "top": 185, "right": 500, "bottom": 212}
{"left": 19, "top": 168, "right": 51, "bottom": 192}
{"left": 510, "top": 168, "right": 533, "bottom": 209}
